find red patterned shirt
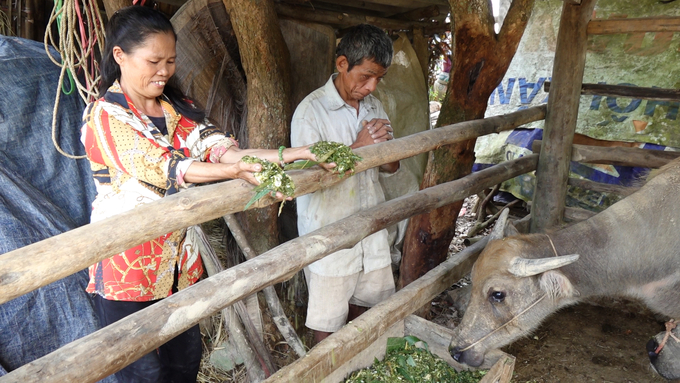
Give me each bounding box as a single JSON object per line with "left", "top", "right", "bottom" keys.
{"left": 81, "top": 81, "right": 236, "bottom": 301}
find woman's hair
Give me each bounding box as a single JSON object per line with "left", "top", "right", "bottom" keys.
{"left": 99, "top": 5, "right": 205, "bottom": 121}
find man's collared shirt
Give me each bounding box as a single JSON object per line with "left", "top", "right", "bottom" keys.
{"left": 291, "top": 74, "right": 393, "bottom": 277}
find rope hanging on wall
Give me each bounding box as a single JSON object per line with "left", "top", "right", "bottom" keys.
{"left": 0, "top": 9, "right": 14, "bottom": 36}
{"left": 44, "top": 0, "right": 106, "bottom": 159}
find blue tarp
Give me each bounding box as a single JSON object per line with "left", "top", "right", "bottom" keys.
{"left": 0, "top": 36, "right": 116, "bottom": 382}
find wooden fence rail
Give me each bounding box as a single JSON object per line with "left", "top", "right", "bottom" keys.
{"left": 0, "top": 105, "right": 546, "bottom": 305}
{"left": 0, "top": 155, "right": 539, "bottom": 383}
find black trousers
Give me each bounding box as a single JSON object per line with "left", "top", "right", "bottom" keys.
{"left": 93, "top": 295, "right": 203, "bottom": 383}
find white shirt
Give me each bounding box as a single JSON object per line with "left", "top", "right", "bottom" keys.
{"left": 291, "top": 75, "right": 393, "bottom": 277}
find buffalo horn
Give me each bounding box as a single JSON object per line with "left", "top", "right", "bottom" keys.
{"left": 488, "top": 208, "right": 510, "bottom": 241}
{"left": 508, "top": 254, "right": 580, "bottom": 277}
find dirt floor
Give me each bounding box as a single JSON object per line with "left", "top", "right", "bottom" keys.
{"left": 198, "top": 195, "right": 671, "bottom": 382}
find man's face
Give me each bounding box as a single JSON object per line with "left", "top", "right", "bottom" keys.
{"left": 335, "top": 56, "right": 388, "bottom": 104}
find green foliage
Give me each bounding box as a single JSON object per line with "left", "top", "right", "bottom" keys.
{"left": 284, "top": 141, "right": 362, "bottom": 176}
{"left": 241, "top": 156, "right": 295, "bottom": 214}
{"left": 344, "top": 336, "right": 487, "bottom": 383}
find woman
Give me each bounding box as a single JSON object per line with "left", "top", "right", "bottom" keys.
{"left": 81, "top": 6, "right": 317, "bottom": 382}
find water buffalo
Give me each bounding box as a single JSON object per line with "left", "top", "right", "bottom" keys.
{"left": 449, "top": 157, "right": 680, "bottom": 370}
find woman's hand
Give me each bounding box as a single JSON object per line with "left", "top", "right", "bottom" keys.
{"left": 227, "top": 160, "right": 262, "bottom": 186}
{"left": 228, "top": 161, "right": 291, "bottom": 201}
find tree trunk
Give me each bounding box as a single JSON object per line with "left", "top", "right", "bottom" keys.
{"left": 398, "top": 0, "right": 535, "bottom": 289}
{"left": 221, "top": 0, "right": 292, "bottom": 254}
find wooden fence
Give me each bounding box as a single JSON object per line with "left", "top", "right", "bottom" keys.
{"left": 0, "top": 106, "right": 544, "bottom": 382}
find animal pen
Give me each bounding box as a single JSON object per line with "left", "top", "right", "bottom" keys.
{"left": 1, "top": 0, "right": 680, "bottom": 382}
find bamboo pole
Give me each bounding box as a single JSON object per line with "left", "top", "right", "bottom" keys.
{"left": 587, "top": 16, "right": 680, "bottom": 35}
{"left": 544, "top": 81, "right": 680, "bottom": 102}
{"left": 0, "top": 155, "right": 538, "bottom": 383}
{"left": 531, "top": 0, "right": 596, "bottom": 233}
{"left": 0, "top": 106, "right": 545, "bottom": 305}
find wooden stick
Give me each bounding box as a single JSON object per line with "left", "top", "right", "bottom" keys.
{"left": 0, "top": 106, "right": 545, "bottom": 306}
{"left": 476, "top": 184, "right": 500, "bottom": 221}
{"left": 264, "top": 239, "right": 491, "bottom": 382}
{"left": 544, "top": 81, "right": 680, "bottom": 102}
{"left": 198, "top": 226, "right": 276, "bottom": 376}
{"left": 467, "top": 201, "right": 521, "bottom": 238}
{"left": 532, "top": 140, "right": 680, "bottom": 168}
{"left": 567, "top": 178, "right": 639, "bottom": 198}
{"left": 224, "top": 214, "right": 307, "bottom": 358}
{"left": 587, "top": 16, "right": 680, "bottom": 35}
{"left": 0, "top": 156, "right": 538, "bottom": 383}
{"left": 199, "top": 230, "right": 268, "bottom": 382}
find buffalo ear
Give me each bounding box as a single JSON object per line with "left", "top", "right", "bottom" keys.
{"left": 504, "top": 222, "right": 520, "bottom": 237}
{"left": 488, "top": 208, "right": 510, "bottom": 241}
{"left": 539, "top": 270, "right": 579, "bottom": 299}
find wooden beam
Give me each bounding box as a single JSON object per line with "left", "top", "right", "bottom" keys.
{"left": 570, "top": 144, "right": 680, "bottom": 169}
{"left": 0, "top": 105, "right": 545, "bottom": 306}
{"left": 1, "top": 156, "right": 539, "bottom": 383}
{"left": 544, "top": 81, "right": 680, "bottom": 102}
{"left": 365, "top": 0, "right": 449, "bottom": 8}
{"left": 310, "top": 0, "right": 407, "bottom": 17}
{"left": 567, "top": 177, "right": 639, "bottom": 198}
{"left": 300, "top": 1, "right": 393, "bottom": 19}
{"left": 531, "top": 0, "right": 597, "bottom": 233}
{"left": 275, "top": 3, "right": 433, "bottom": 30}
{"left": 392, "top": 5, "right": 440, "bottom": 21}
{"left": 587, "top": 16, "right": 680, "bottom": 35}
{"left": 532, "top": 140, "right": 680, "bottom": 169}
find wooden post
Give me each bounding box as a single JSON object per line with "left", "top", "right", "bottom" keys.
{"left": 587, "top": 16, "right": 680, "bottom": 35}
{"left": 0, "top": 106, "right": 545, "bottom": 306}
{"left": 0, "top": 156, "right": 538, "bottom": 383}
{"left": 412, "top": 26, "right": 430, "bottom": 86}
{"left": 221, "top": 0, "right": 292, "bottom": 256}
{"left": 530, "top": 0, "right": 597, "bottom": 233}
{"left": 101, "top": 0, "right": 129, "bottom": 19}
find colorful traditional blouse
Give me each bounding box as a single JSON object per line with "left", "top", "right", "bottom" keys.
{"left": 81, "top": 81, "right": 237, "bottom": 301}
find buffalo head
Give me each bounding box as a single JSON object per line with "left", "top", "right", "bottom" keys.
{"left": 449, "top": 210, "right": 580, "bottom": 367}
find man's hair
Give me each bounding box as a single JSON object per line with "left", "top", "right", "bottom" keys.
{"left": 336, "top": 24, "right": 393, "bottom": 72}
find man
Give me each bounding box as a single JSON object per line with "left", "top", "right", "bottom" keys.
{"left": 291, "top": 24, "right": 399, "bottom": 344}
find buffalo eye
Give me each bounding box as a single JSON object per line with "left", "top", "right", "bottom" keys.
{"left": 489, "top": 291, "right": 506, "bottom": 303}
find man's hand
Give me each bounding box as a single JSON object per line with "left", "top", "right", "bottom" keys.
{"left": 351, "top": 119, "right": 393, "bottom": 149}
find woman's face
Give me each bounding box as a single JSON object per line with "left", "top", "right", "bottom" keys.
{"left": 114, "top": 31, "right": 176, "bottom": 103}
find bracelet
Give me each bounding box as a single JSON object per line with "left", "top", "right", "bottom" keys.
{"left": 278, "top": 145, "right": 286, "bottom": 167}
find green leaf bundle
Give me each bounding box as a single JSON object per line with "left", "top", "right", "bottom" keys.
{"left": 284, "top": 141, "right": 362, "bottom": 176}
{"left": 241, "top": 156, "right": 295, "bottom": 215}
{"left": 344, "top": 336, "right": 486, "bottom": 383}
